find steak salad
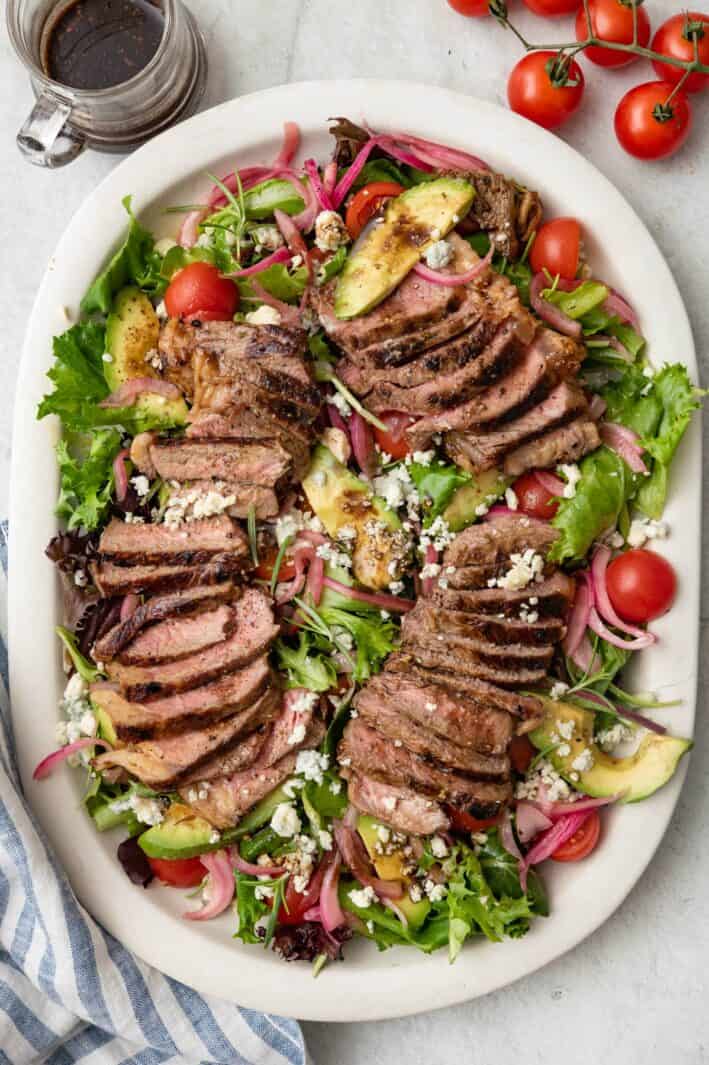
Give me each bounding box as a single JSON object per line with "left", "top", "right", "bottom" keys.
{"left": 35, "top": 118, "right": 701, "bottom": 970}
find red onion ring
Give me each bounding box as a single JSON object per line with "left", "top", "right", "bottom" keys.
{"left": 295, "top": 530, "right": 330, "bottom": 547}
{"left": 520, "top": 810, "right": 593, "bottom": 891}
{"left": 230, "top": 848, "right": 282, "bottom": 878}
{"left": 320, "top": 849, "right": 346, "bottom": 932}
{"left": 515, "top": 800, "right": 552, "bottom": 844}
{"left": 349, "top": 409, "right": 376, "bottom": 477}
{"left": 603, "top": 288, "right": 639, "bottom": 329}
{"left": 322, "top": 160, "right": 338, "bottom": 198}
{"left": 588, "top": 394, "right": 607, "bottom": 420}
{"left": 385, "top": 130, "right": 489, "bottom": 171}
{"left": 184, "top": 850, "right": 234, "bottom": 921}
{"left": 327, "top": 403, "right": 349, "bottom": 435}
{"left": 482, "top": 505, "right": 547, "bottom": 524}
{"left": 229, "top": 247, "right": 292, "bottom": 278}
{"left": 532, "top": 793, "right": 625, "bottom": 819}
{"left": 249, "top": 281, "right": 301, "bottom": 327}
{"left": 120, "top": 593, "right": 140, "bottom": 622}
{"left": 500, "top": 812, "right": 523, "bottom": 863}
{"left": 306, "top": 553, "right": 325, "bottom": 606}
{"left": 275, "top": 543, "right": 313, "bottom": 605}
{"left": 572, "top": 688, "right": 667, "bottom": 734}
{"left": 530, "top": 273, "right": 583, "bottom": 339}
{"left": 412, "top": 244, "right": 493, "bottom": 287}
{"left": 591, "top": 546, "right": 656, "bottom": 641}
{"left": 99, "top": 378, "right": 181, "bottom": 409}
{"left": 534, "top": 470, "right": 566, "bottom": 496}
{"left": 322, "top": 576, "right": 415, "bottom": 613}
{"left": 382, "top": 898, "right": 409, "bottom": 927}
{"left": 274, "top": 208, "right": 309, "bottom": 259}
{"left": 273, "top": 121, "right": 301, "bottom": 167}
{"left": 33, "top": 737, "right": 112, "bottom": 780}
{"left": 588, "top": 606, "right": 654, "bottom": 651}
{"left": 112, "top": 449, "right": 130, "bottom": 503}
{"left": 332, "top": 820, "right": 404, "bottom": 899}
{"left": 572, "top": 633, "right": 601, "bottom": 674}
{"left": 303, "top": 158, "right": 335, "bottom": 211}
{"left": 600, "top": 423, "right": 648, "bottom": 475}
{"left": 563, "top": 573, "right": 592, "bottom": 659}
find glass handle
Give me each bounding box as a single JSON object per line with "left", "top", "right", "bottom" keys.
{"left": 16, "top": 91, "right": 85, "bottom": 168}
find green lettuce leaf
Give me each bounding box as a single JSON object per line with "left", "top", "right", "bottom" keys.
{"left": 81, "top": 196, "right": 164, "bottom": 314}
{"left": 56, "top": 625, "right": 101, "bottom": 681}
{"left": 55, "top": 428, "right": 121, "bottom": 531}
{"left": 274, "top": 631, "right": 338, "bottom": 692}
{"left": 37, "top": 321, "right": 110, "bottom": 430}
{"left": 233, "top": 873, "right": 270, "bottom": 945}
{"left": 408, "top": 460, "right": 472, "bottom": 525}
{"left": 550, "top": 446, "right": 634, "bottom": 563}
{"left": 319, "top": 605, "right": 397, "bottom": 683}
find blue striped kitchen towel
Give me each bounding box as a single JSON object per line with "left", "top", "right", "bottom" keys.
{"left": 0, "top": 521, "right": 307, "bottom": 1065}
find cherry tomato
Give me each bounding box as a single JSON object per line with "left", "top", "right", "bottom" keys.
{"left": 576, "top": 0, "right": 651, "bottom": 67}
{"left": 652, "top": 13, "right": 709, "bottom": 93}
{"left": 615, "top": 81, "right": 691, "bottom": 160}
{"left": 522, "top": 0, "right": 581, "bottom": 15}
{"left": 551, "top": 810, "right": 601, "bottom": 862}
{"left": 345, "top": 182, "right": 405, "bottom": 240}
{"left": 148, "top": 856, "right": 206, "bottom": 887}
{"left": 605, "top": 548, "right": 677, "bottom": 623}
{"left": 507, "top": 52, "right": 585, "bottom": 131}
{"left": 255, "top": 544, "right": 297, "bottom": 583}
{"left": 512, "top": 472, "right": 560, "bottom": 520}
{"left": 277, "top": 863, "right": 327, "bottom": 925}
{"left": 372, "top": 410, "right": 418, "bottom": 460}
{"left": 446, "top": 806, "right": 502, "bottom": 834}
{"left": 164, "top": 262, "right": 239, "bottom": 321}
{"left": 447, "top": 0, "right": 491, "bottom": 14}
{"left": 509, "top": 735, "right": 536, "bottom": 775}
{"left": 529, "top": 217, "right": 581, "bottom": 280}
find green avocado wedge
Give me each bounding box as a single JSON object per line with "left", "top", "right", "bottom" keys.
{"left": 529, "top": 698, "right": 692, "bottom": 803}
{"left": 334, "top": 177, "right": 476, "bottom": 320}
{"left": 442, "top": 468, "right": 509, "bottom": 532}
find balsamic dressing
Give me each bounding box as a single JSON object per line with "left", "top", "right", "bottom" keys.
{"left": 41, "top": 0, "right": 165, "bottom": 90}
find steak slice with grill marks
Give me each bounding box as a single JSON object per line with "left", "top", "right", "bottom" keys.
{"left": 97, "top": 515, "right": 249, "bottom": 567}
{"left": 105, "top": 589, "right": 278, "bottom": 700}
{"left": 443, "top": 514, "right": 558, "bottom": 567}
{"left": 149, "top": 440, "right": 292, "bottom": 488}
{"left": 354, "top": 694, "right": 510, "bottom": 776}
{"left": 89, "top": 656, "right": 272, "bottom": 739}
{"left": 94, "top": 582, "right": 240, "bottom": 660}
{"left": 186, "top": 410, "right": 313, "bottom": 480}
{"left": 443, "top": 380, "right": 589, "bottom": 471}
{"left": 361, "top": 672, "right": 515, "bottom": 754}
{"left": 432, "top": 571, "right": 576, "bottom": 618}
{"left": 338, "top": 719, "right": 512, "bottom": 809}
{"left": 344, "top": 772, "right": 450, "bottom": 836}
{"left": 313, "top": 235, "right": 524, "bottom": 367}
{"left": 401, "top": 618, "right": 553, "bottom": 670}
{"left": 179, "top": 685, "right": 283, "bottom": 783}
{"left": 166, "top": 480, "right": 280, "bottom": 521}
{"left": 394, "top": 633, "right": 548, "bottom": 687}
{"left": 115, "top": 603, "right": 237, "bottom": 665}
{"left": 503, "top": 416, "right": 601, "bottom": 477}
{"left": 413, "top": 601, "right": 565, "bottom": 647}
{"left": 89, "top": 556, "right": 244, "bottom": 598}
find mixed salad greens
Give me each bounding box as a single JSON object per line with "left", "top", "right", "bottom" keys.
{"left": 34, "top": 120, "right": 701, "bottom": 971}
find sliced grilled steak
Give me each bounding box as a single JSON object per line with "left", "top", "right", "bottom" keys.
{"left": 89, "top": 656, "right": 272, "bottom": 739}
{"left": 338, "top": 719, "right": 512, "bottom": 808}
{"left": 443, "top": 380, "right": 588, "bottom": 471}
{"left": 395, "top": 633, "right": 548, "bottom": 687}
{"left": 503, "top": 416, "right": 601, "bottom": 477}
{"left": 444, "top": 558, "right": 556, "bottom": 590}
{"left": 105, "top": 589, "right": 278, "bottom": 700}
{"left": 89, "top": 556, "right": 244, "bottom": 598}
{"left": 354, "top": 695, "right": 510, "bottom": 776}
{"left": 345, "top": 772, "right": 450, "bottom": 836}
{"left": 94, "top": 582, "right": 239, "bottom": 660}
{"left": 412, "top": 601, "right": 565, "bottom": 647}
{"left": 313, "top": 236, "right": 524, "bottom": 367}
{"left": 149, "top": 440, "right": 292, "bottom": 488}
{"left": 93, "top": 711, "right": 267, "bottom": 790}
{"left": 403, "top": 602, "right": 556, "bottom": 665}
{"left": 187, "top": 409, "right": 313, "bottom": 479}
{"left": 166, "top": 480, "right": 280, "bottom": 521}
{"left": 384, "top": 655, "right": 544, "bottom": 729}
{"left": 432, "top": 571, "right": 576, "bottom": 617}
{"left": 443, "top": 513, "right": 558, "bottom": 567}
{"left": 361, "top": 672, "right": 515, "bottom": 754}
{"left": 179, "top": 686, "right": 283, "bottom": 783}
{"left": 115, "top": 603, "right": 237, "bottom": 665}
{"left": 98, "top": 516, "right": 249, "bottom": 566}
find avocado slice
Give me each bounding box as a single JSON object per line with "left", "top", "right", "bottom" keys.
{"left": 334, "top": 177, "right": 476, "bottom": 319}
{"left": 94, "top": 705, "right": 118, "bottom": 746}
{"left": 358, "top": 814, "right": 407, "bottom": 881}
{"left": 105, "top": 287, "right": 188, "bottom": 428}
{"left": 442, "top": 468, "right": 509, "bottom": 533}
{"left": 302, "top": 444, "right": 410, "bottom": 590}
{"left": 233, "top": 783, "right": 293, "bottom": 838}
{"left": 530, "top": 697, "right": 692, "bottom": 803}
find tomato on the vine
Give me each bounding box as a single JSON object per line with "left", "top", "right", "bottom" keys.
{"left": 529, "top": 217, "right": 581, "bottom": 279}
{"left": 345, "top": 181, "right": 405, "bottom": 239}
{"left": 447, "top": 0, "right": 491, "bottom": 15}
{"left": 652, "top": 13, "right": 709, "bottom": 93}
{"left": 605, "top": 548, "right": 677, "bottom": 623}
{"left": 522, "top": 0, "right": 581, "bottom": 15}
{"left": 551, "top": 811, "right": 601, "bottom": 862}
{"left": 512, "top": 472, "right": 560, "bottom": 520}
{"left": 614, "top": 81, "right": 692, "bottom": 159}
{"left": 576, "top": 0, "right": 651, "bottom": 67}
{"left": 148, "top": 856, "right": 206, "bottom": 887}
{"left": 372, "top": 410, "right": 418, "bottom": 460}
{"left": 447, "top": 807, "right": 502, "bottom": 833}
{"left": 164, "top": 262, "right": 238, "bottom": 321}
{"left": 507, "top": 52, "right": 585, "bottom": 130}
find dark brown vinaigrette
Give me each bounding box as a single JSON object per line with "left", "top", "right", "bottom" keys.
{"left": 41, "top": 0, "right": 165, "bottom": 90}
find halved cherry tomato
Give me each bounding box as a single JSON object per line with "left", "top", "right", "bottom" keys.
{"left": 446, "top": 806, "right": 502, "bottom": 833}
{"left": 345, "top": 182, "right": 405, "bottom": 240}
{"left": 513, "top": 471, "right": 560, "bottom": 520}
{"left": 529, "top": 217, "right": 581, "bottom": 279}
{"left": 605, "top": 548, "right": 677, "bottom": 623}
{"left": 551, "top": 810, "right": 601, "bottom": 861}
{"left": 277, "top": 862, "right": 327, "bottom": 925}
{"left": 372, "top": 410, "right": 418, "bottom": 460}
{"left": 614, "top": 81, "right": 692, "bottom": 160}
{"left": 148, "top": 855, "right": 206, "bottom": 887}
{"left": 447, "top": 0, "right": 491, "bottom": 15}
{"left": 522, "top": 0, "right": 581, "bottom": 14}
{"left": 509, "top": 735, "right": 536, "bottom": 775}
{"left": 652, "top": 13, "right": 709, "bottom": 93}
{"left": 164, "top": 261, "right": 239, "bottom": 321}
{"left": 576, "top": 0, "right": 651, "bottom": 67}
{"left": 255, "top": 543, "right": 297, "bottom": 583}
{"left": 507, "top": 52, "right": 585, "bottom": 131}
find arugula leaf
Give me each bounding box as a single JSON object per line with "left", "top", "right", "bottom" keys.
{"left": 601, "top": 363, "right": 663, "bottom": 438}
{"left": 55, "top": 429, "right": 121, "bottom": 531}
{"left": 37, "top": 321, "right": 110, "bottom": 430}
{"left": 407, "top": 460, "right": 471, "bottom": 525}
{"left": 550, "top": 446, "right": 634, "bottom": 563}
{"left": 81, "top": 196, "right": 165, "bottom": 314}
{"left": 274, "top": 631, "right": 338, "bottom": 692}
{"left": 233, "top": 873, "right": 269, "bottom": 945}
{"left": 56, "top": 625, "right": 101, "bottom": 681}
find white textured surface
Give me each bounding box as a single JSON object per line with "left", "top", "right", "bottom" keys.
{"left": 1, "top": 1, "right": 707, "bottom": 1061}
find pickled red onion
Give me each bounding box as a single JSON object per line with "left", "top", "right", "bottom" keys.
{"left": 412, "top": 244, "right": 493, "bottom": 287}
{"left": 530, "top": 274, "right": 582, "bottom": 339}
{"left": 33, "top": 737, "right": 112, "bottom": 780}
